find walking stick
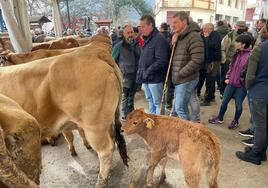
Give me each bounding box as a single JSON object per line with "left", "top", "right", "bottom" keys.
{"left": 160, "top": 44, "right": 176, "bottom": 115}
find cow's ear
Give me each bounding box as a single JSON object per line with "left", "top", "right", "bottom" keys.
{"left": 143, "top": 118, "right": 155, "bottom": 129}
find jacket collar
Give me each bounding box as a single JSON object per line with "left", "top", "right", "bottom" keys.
{"left": 143, "top": 28, "right": 158, "bottom": 45}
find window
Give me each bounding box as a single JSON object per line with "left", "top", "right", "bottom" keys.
{"left": 228, "top": 0, "right": 231, "bottom": 6}
{"left": 215, "top": 14, "right": 223, "bottom": 21}
{"left": 225, "top": 16, "right": 231, "bottom": 22}
{"left": 235, "top": 0, "right": 238, "bottom": 8}
{"left": 241, "top": 0, "right": 245, "bottom": 10}
{"left": 219, "top": 0, "right": 223, "bottom": 4}
{"left": 233, "top": 17, "right": 238, "bottom": 23}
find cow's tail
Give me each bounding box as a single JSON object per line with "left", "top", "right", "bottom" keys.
{"left": 0, "top": 125, "right": 38, "bottom": 188}
{"left": 113, "top": 64, "right": 129, "bottom": 167}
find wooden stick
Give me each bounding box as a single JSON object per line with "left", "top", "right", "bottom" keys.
{"left": 160, "top": 44, "right": 176, "bottom": 115}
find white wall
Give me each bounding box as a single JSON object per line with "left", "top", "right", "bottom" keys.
{"left": 155, "top": 7, "right": 214, "bottom": 27}
{"left": 216, "top": 0, "right": 245, "bottom": 23}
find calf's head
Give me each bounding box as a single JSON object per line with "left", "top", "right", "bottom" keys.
{"left": 124, "top": 109, "right": 155, "bottom": 135}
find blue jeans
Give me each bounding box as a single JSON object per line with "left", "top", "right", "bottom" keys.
{"left": 189, "top": 89, "right": 200, "bottom": 122}
{"left": 218, "top": 84, "right": 247, "bottom": 121}
{"left": 143, "top": 83, "right": 163, "bottom": 114}
{"left": 173, "top": 79, "right": 198, "bottom": 120}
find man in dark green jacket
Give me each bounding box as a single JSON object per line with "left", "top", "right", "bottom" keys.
{"left": 112, "top": 25, "right": 140, "bottom": 121}
{"left": 236, "top": 34, "right": 268, "bottom": 165}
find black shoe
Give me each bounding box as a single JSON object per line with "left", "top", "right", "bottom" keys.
{"left": 241, "top": 138, "right": 254, "bottom": 147}
{"left": 239, "top": 129, "right": 254, "bottom": 138}
{"left": 244, "top": 146, "right": 267, "bottom": 161}
{"left": 236, "top": 150, "right": 261, "bottom": 165}
{"left": 166, "top": 104, "right": 172, "bottom": 110}
{"left": 200, "top": 101, "right": 210, "bottom": 106}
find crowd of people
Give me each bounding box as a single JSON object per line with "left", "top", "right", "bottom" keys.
{"left": 111, "top": 12, "right": 268, "bottom": 166}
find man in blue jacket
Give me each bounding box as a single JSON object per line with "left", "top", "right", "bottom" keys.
{"left": 136, "top": 15, "right": 169, "bottom": 114}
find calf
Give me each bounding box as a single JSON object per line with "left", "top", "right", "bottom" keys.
{"left": 124, "top": 109, "right": 221, "bottom": 188}
{"left": 0, "top": 94, "right": 41, "bottom": 188}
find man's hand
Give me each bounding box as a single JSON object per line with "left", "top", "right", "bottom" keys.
{"left": 225, "top": 79, "right": 229, "bottom": 84}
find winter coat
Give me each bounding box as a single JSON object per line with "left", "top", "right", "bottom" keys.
{"left": 136, "top": 28, "right": 170, "bottom": 84}
{"left": 226, "top": 48, "right": 251, "bottom": 87}
{"left": 112, "top": 39, "right": 140, "bottom": 80}
{"left": 172, "top": 22, "right": 204, "bottom": 85}
{"left": 203, "top": 31, "right": 222, "bottom": 64}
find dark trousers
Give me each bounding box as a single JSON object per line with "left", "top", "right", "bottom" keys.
{"left": 121, "top": 79, "right": 137, "bottom": 119}
{"left": 252, "top": 98, "right": 268, "bottom": 153}
{"left": 165, "top": 77, "right": 174, "bottom": 107}
{"left": 220, "top": 62, "right": 230, "bottom": 95}
{"left": 218, "top": 84, "right": 247, "bottom": 121}
{"left": 196, "top": 62, "right": 220, "bottom": 102}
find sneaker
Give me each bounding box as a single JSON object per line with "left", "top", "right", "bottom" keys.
{"left": 244, "top": 146, "right": 267, "bottom": 161}
{"left": 210, "top": 98, "right": 216, "bottom": 102}
{"left": 208, "top": 116, "right": 224, "bottom": 124}
{"left": 239, "top": 129, "right": 254, "bottom": 138}
{"left": 242, "top": 138, "right": 254, "bottom": 147}
{"left": 236, "top": 150, "right": 262, "bottom": 165}
{"left": 228, "top": 119, "right": 239, "bottom": 129}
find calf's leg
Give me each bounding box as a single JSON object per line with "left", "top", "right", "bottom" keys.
{"left": 159, "top": 157, "right": 168, "bottom": 184}
{"left": 146, "top": 151, "right": 163, "bottom": 188}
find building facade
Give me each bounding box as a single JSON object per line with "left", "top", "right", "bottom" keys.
{"left": 155, "top": 0, "right": 246, "bottom": 28}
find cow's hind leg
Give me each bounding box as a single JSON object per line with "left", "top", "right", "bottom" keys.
{"left": 84, "top": 128, "right": 115, "bottom": 188}
{"left": 77, "top": 128, "right": 91, "bottom": 150}
{"left": 62, "top": 130, "right": 77, "bottom": 156}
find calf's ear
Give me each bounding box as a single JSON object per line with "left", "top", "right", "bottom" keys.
{"left": 143, "top": 118, "right": 155, "bottom": 129}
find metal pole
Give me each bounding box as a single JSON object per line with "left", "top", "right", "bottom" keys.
{"left": 0, "top": 9, "right": 5, "bottom": 32}
{"left": 66, "top": 0, "right": 71, "bottom": 28}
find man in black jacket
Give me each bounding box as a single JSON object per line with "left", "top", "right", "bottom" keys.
{"left": 112, "top": 25, "right": 140, "bottom": 121}
{"left": 197, "top": 23, "right": 221, "bottom": 106}
{"left": 137, "top": 15, "right": 169, "bottom": 114}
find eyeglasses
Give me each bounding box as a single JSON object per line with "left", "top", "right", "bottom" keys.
{"left": 126, "top": 31, "right": 134, "bottom": 34}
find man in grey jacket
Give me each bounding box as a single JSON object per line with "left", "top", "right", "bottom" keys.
{"left": 171, "top": 11, "right": 204, "bottom": 120}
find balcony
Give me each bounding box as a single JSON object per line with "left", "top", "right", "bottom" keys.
{"left": 158, "top": 0, "right": 215, "bottom": 10}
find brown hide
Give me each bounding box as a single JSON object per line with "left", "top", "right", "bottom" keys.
{"left": 124, "top": 109, "right": 220, "bottom": 188}
{"left": 0, "top": 34, "right": 127, "bottom": 187}
{"left": 0, "top": 94, "right": 41, "bottom": 188}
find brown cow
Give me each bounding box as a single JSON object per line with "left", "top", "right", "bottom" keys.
{"left": 124, "top": 109, "right": 220, "bottom": 188}
{"left": 0, "top": 94, "right": 41, "bottom": 188}
{"left": 31, "top": 37, "right": 79, "bottom": 51}
{"left": 0, "top": 35, "right": 113, "bottom": 156}
{"left": 0, "top": 34, "right": 128, "bottom": 187}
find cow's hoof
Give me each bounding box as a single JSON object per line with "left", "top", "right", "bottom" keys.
{"left": 95, "top": 177, "right": 108, "bottom": 188}
{"left": 159, "top": 174, "right": 166, "bottom": 184}
{"left": 85, "top": 144, "right": 92, "bottom": 150}
{"left": 71, "top": 150, "right": 78, "bottom": 157}
{"left": 47, "top": 138, "right": 56, "bottom": 146}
